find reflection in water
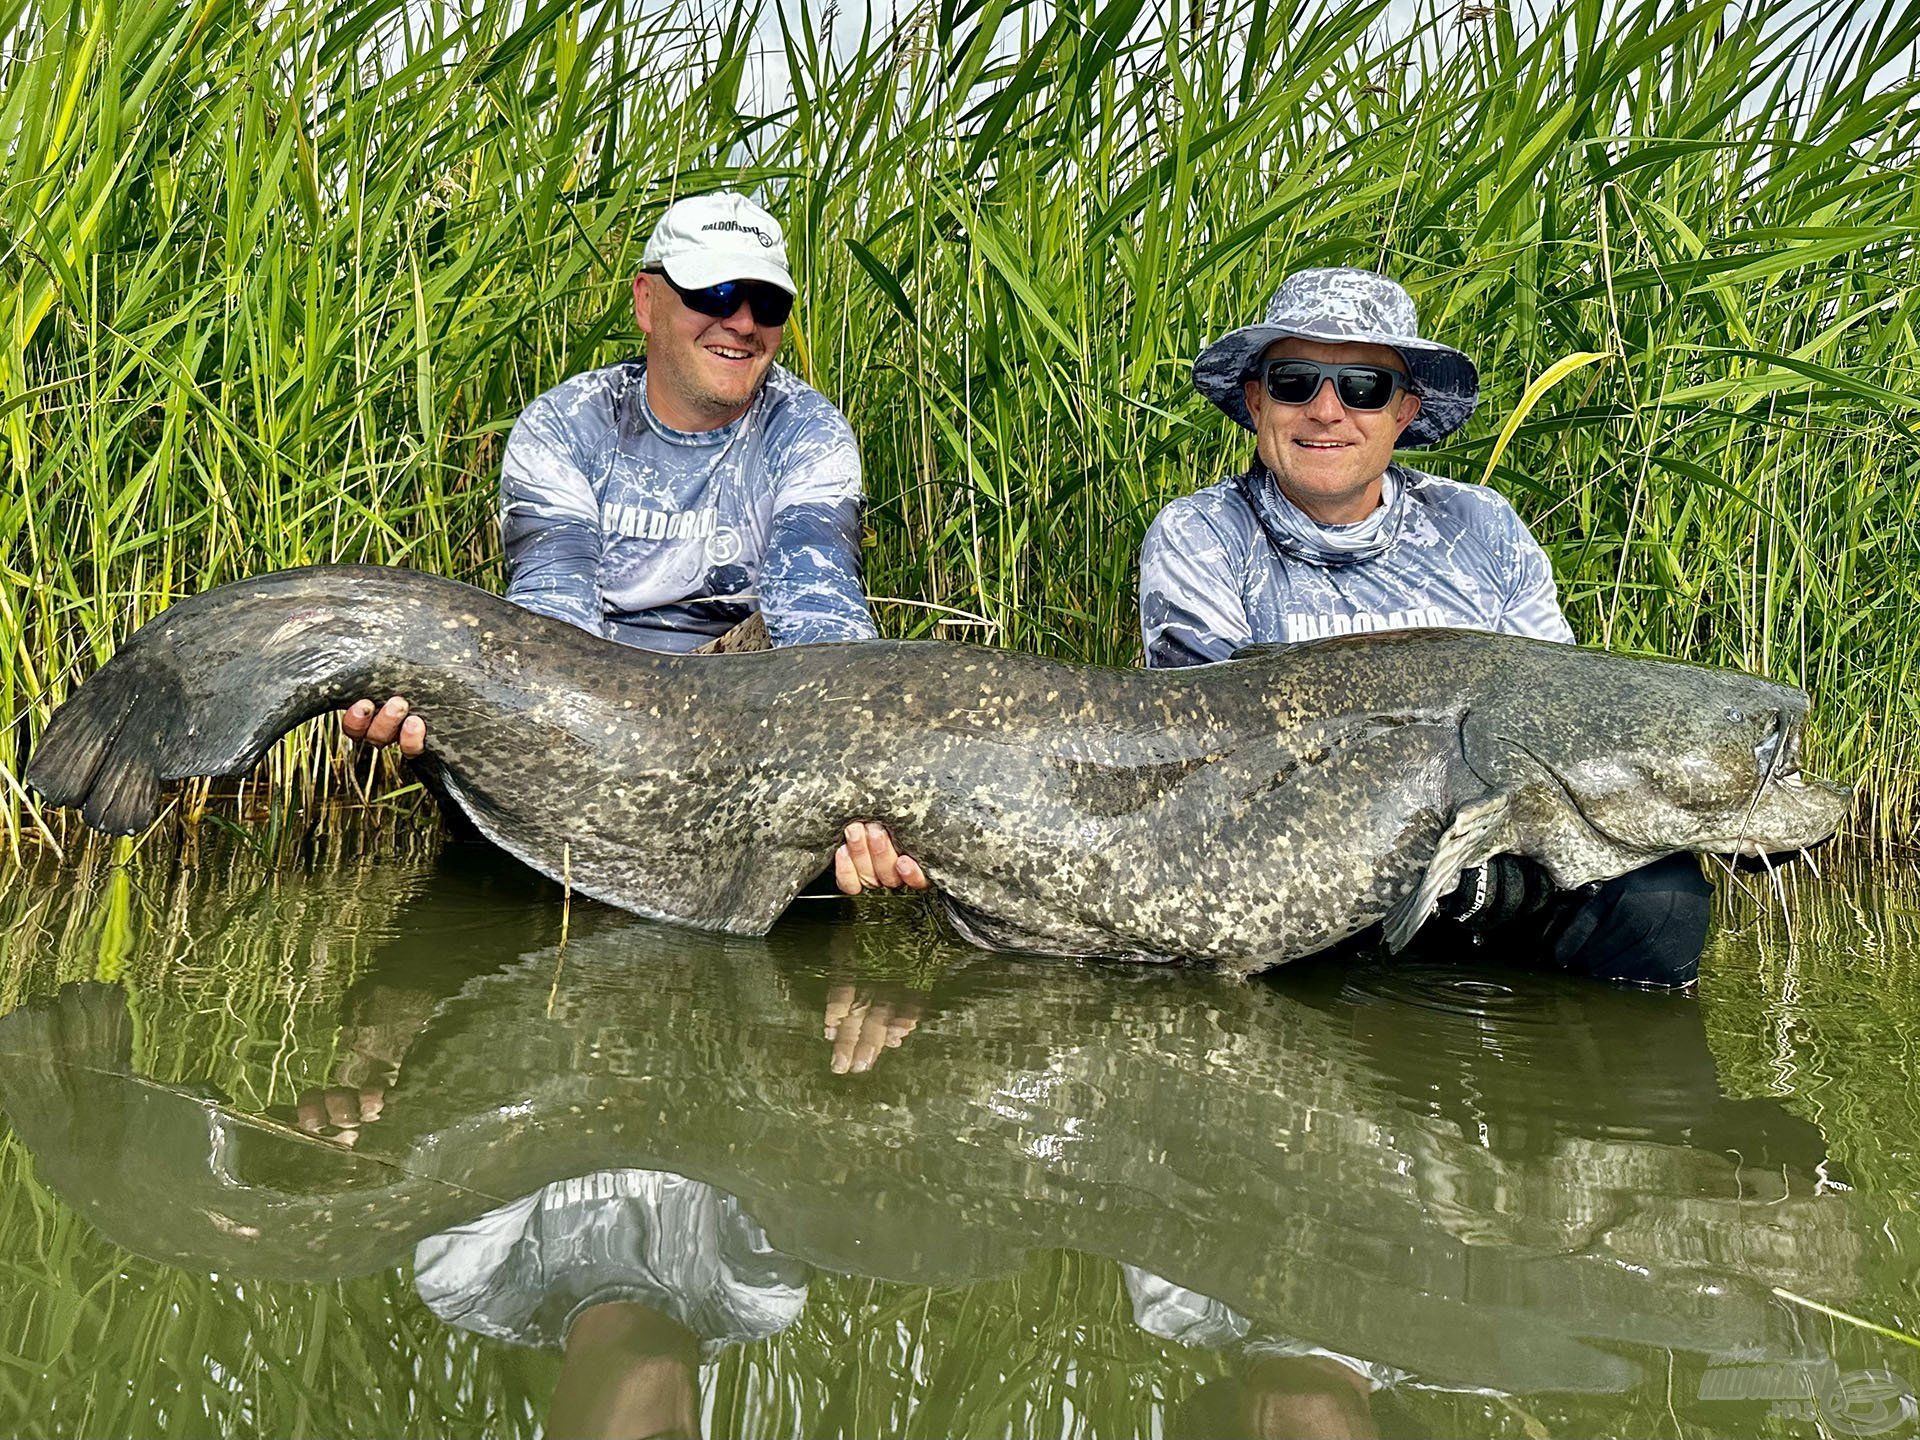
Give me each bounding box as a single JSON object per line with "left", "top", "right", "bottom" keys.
{"left": 418, "top": 1170, "right": 808, "bottom": 1361}
{"left": 1126, "top": 1267, "right": 1394, "bottom": 1439}
{"left": 0, "top": 842, "right": 1906, "bottom": 1438}
{"left": 420, "top": 1169, "right": 806, "bottom": 1440}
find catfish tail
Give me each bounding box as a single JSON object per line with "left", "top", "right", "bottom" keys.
{"left": 26, "top": 646, "right": 182, "bottom": 833}
{"left": 26, "top": 566, "right": 495, "bottom": 834}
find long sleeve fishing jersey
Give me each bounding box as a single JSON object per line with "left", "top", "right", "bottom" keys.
{"left": 1139, "top": 463, "right": 1574, "bottom": 669}
{"left": 499, "top": 358, "right": 879, "bottom": 652}
{"left": 413, "top": 1168, "right": 809, "bottom": 1358}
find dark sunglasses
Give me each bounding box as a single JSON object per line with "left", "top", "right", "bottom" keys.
{"left": 647, "top": 268, "right": 793, "bottom": 327}
{"left": 1259, "top": 358, "right": 1411, "bottom": 411}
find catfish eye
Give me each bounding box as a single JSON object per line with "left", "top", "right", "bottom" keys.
{"left": 1725, "top": 707, "right": 1745, "bottom": 724}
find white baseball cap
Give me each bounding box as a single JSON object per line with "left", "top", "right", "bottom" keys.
{"left": 641, "top": 191, "right": 795, "bottom": 294}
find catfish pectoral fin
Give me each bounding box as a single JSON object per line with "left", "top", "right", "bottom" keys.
{"left": 1382, "top": 793, "right": 1514, "bottom": 953}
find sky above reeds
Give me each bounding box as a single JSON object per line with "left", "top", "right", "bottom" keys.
{"left": 313, "top": 0, "right": 1918, "bottom": 128}
{"left": 732, "top": 0, "right": 1917, "bottom": 117}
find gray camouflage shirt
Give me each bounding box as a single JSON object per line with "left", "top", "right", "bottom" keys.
{"left": 1140, "top": 463, "right": 1573, "bottom": 668}
{"left": 501, "top": 358, "right": 879, "bottom": 652}
{"left": 413, "top": 1168, "right": 809, "bottom": 1359}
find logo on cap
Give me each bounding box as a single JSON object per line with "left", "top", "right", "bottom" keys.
{"left": 702, "top": 219, "right": 776, "bottom": 248}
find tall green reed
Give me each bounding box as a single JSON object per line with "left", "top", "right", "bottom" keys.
{"left": 3, "top": 0, "right": 1916, "bottom": 850}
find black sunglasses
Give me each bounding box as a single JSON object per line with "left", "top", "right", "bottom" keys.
{"left": 1259, "top": 358, "right": 1411, "bottom": 412}
{"left": 647, "top": 268, "right": 793, "bottom": 327}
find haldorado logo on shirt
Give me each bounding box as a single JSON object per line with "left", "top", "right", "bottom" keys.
{"left": 604, "top": 504, "right": 719, "bottom": 543}
{"left": 603, "top": 503, "right": 744, "bottom": 567}
{"left": 1282, "top": 606, "right": 1454, "bottom": 643}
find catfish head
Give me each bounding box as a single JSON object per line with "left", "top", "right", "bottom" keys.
{"left": 1460, "top": 646, "right": 1851, "bottom": 889}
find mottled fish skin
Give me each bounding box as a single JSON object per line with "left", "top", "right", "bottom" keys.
{"left": 25, "top": 566, "right": 1849, "bottom": 970}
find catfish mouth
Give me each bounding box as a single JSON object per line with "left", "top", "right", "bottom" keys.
{"left": 1495, "top": 714, "right": 1848, "bottom": 860}
{"left": 1703, "top": 707, "right": 1852, "bottom": 857}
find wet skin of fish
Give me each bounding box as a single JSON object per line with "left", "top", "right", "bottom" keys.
{"left": 25, "top": 565, "right": 1850, "bottom": 970}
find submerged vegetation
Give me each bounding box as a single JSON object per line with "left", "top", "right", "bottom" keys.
{"left": 1, "top": 0, "right": 1917, "bottom": 849}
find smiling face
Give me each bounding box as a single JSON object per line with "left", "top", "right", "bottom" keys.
{"left": 1241, "top": 338, "right": 1423, "bottom": 525}
{"left": 632, "top": 271, "right": 783, "bottom": 431}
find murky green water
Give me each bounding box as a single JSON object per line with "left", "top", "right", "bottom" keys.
{"left": 1, "top": 831, "right": 1917, "bottom": 1439}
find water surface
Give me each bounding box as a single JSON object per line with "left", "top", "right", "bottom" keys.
{"left": 1, "top": 831, "right": 1916, "bottom": 1438}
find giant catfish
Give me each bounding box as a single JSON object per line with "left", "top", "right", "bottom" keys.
{"left": 24, "top": 565, "right": 1849, "bottom": 969}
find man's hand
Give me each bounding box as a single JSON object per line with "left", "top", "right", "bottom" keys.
{"left": 341, "top": 695, "right": 426, "bottom": 757}
{"left": 290, "top": 986, "right": 427, "bottom": 1147}
{"left": 834, "top": 821, "right": 928, "bottom": 894}
{"left": 293, "top": 1034, "right": 393, "bottom": 1146}
{"left": 822, "top": 981, "right": 923, "bottom": 1074}
{"left": 294, "top": 1085, "right": 386, "bottom": 1147}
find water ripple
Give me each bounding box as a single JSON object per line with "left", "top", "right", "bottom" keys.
{"left": 1336, "top": 960, "right": 1564, "bottom": 1026}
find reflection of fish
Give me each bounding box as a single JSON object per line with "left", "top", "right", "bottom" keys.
{"left": 0, "top": 917, "right": 1860, "bottom": 1399}
{"left": 26, "top": 565, "right": 1848, "bottom": 966}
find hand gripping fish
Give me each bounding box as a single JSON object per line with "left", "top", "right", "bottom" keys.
{"left": 25, "top": 566, "right": 1848, "bottom": 970}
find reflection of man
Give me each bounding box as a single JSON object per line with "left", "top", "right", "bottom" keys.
{"left": 1141, "top": 268, "right": 1711, "bottom": 987}
{"left": 342, "top": 190, "right": 924, "bottom": 895}
{"left": 415, "top": 1170, "right": 809, "bottom": 1440}
{"left": 1130, "top": 1267, "right": 1387, "bottom": 1440}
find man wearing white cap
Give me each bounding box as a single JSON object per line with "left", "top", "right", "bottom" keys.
{"left": 1142, "top": 267, "right": 1711, "bottom": 987}
{"left": 345, "top": 191, "right": 926, "bottom": 896}
{"left": 501, "top": 190, "right": 872, "bottom": 653}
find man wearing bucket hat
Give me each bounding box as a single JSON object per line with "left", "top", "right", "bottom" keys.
{"left": 344, "top": 190, "right": 927, "bottom": 898}
{"left": 1141, "top": 267, "right": 1710, "bottom": 987}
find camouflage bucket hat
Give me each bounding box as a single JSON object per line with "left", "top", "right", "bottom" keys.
{"left": 1192, "top": 267, "right": 1478, "bottom": 447}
